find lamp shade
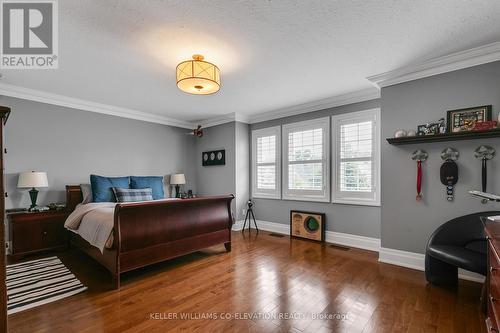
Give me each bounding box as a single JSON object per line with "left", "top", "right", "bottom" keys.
{"left": 17, "top": 171, "right": 48, "bottom": 188}
{"left": 176, "top": 55, "right": 220, "bottom": 95}
{"left": 170, "top": 174, "right": 186, "bottom": 185}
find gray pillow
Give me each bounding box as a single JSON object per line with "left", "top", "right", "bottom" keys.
{"left": 80, "top": 184, "right": 93, "bottom": 204}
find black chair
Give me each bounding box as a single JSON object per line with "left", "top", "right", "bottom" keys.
{"left": 425, "top": 211, "right": 500, "bottom": 285}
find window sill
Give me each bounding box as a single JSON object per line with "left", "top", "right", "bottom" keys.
{"left": 282, "top": 196, "right": 330, "bottom": 203}
{"left": 252, "top": 194, "right": 281, "bottom": 200}
{"left": 332, "top": 199, "right": 381, "bottom": 207}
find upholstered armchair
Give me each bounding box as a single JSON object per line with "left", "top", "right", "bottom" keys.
{"left": 425, "top": 211, "right": 500, "bottom": 285}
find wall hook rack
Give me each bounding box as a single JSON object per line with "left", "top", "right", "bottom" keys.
{"left": 474, "top": 145, "right": 496, "bottom": 204}
{"left": 411, "top": 149, "right": 428, "bottom": 162}
{"left": 440, "top": 147, "right": 459, "bottom": 201}
{"left": 440, "top": 147, "right": 459, "bottom": 161}
{"left": 411, "top": 150, "right": 428, "bottom": 201}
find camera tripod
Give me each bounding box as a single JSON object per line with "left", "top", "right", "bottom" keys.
{"left": 242, "top": 203, "right": 258, "bottom": 233}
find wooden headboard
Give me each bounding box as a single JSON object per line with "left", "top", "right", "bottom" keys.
{"left": 66, "top": 185, "right": 83, "bottom": 213}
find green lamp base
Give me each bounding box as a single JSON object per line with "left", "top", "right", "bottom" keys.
{"left": 28, "top": 187, "right": 39, "bottom": 211}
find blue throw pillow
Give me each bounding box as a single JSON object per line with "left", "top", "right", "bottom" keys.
{"left": 130, "top": 176, "right": 165, "bottom": 200}
{"left": 90, "top": 175, "right": 130, "bottom": 202}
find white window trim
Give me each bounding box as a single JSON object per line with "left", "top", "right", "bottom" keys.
{"left": 251, "top": 126, "right": 281, "bottom": 199}
{"left": 331, "top": 108, "right": 381, "bottom": 206}
{"left": 282, "top": 117, "right": 330, "bottom": 202}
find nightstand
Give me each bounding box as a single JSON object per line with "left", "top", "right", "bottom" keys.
{"left": 7, "top": 210, "right": 68, "bottom": 260}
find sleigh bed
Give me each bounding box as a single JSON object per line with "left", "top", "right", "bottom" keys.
{"left": 65, "top": 185, "right": 234, "bottom": 289}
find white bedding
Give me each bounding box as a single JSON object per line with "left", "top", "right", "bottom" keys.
{"left": 65, "top": 202, "right": 116, "bottom": 252}
{"left": 65, "top": 199, "right": 179, "bottom": 253}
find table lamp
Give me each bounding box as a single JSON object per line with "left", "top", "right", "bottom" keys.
{"left": 170, "top": 174, "right": 186, "bottom": 198}
{"left": 17, "top": 171, "right": 48, "bottom": 211}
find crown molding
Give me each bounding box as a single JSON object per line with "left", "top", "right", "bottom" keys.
{"left": 197, "top": 113, "right": 236, "bottom": 128}
{"left": 367, "top": 41, "right": 500, "bottom": 88}
{"left": 248, "top": 88, "right": 380, "bottom": 124}
{"left": 196, "top": 112, "right": 250, "bottom": 128}
{"left": 0, "top": 82, "right": 193, "bottom": 129}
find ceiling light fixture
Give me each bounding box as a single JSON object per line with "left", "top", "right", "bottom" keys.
{"left": 176, "top": 54, "right": 220, "bottom": 95}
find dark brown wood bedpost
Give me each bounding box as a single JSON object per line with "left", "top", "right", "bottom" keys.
{"left": 225, "top": 194, "right": 235, "bottom": 252}
{"left": 65, "top": 185, "right": 83, "bottom": 213}
{"left": 113, "top": 204, "right": 122, "bottom": 290}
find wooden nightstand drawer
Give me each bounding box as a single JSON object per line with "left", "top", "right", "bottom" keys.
{"left": 8, "top": 210, "right": 68, "bottom": 259}
{"left": 41, "top": 218, "right": 68, "bottom": 248}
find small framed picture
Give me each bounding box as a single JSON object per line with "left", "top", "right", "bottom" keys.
{"left": 202, "top": 149, "right": 225, "bottom": 166}
{"left": 417, "top": 123, "right": 439, "bottom": 136}
{"left": 446, "top": 105, "right": 492, "bottom": 133}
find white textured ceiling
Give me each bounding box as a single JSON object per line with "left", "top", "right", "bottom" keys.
{"left": 2, "top": 0, "right": 500, "bottom": 123}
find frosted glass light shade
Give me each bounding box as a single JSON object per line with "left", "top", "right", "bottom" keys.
{"left": 176, "top": 55, "right": 220, "bottom": 95}
{"left": 17, "top": 171, "right": 48, "bottom": 188}
{"left": 170, "top": 174, "right": 186, "bottom": 185}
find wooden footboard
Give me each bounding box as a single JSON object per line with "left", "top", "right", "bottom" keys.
{"left": 66, "top": 185, "right": 234, "bottom": 289}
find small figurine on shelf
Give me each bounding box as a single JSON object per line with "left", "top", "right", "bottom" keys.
{"left": 438, "top": 118, "right": 446, "bottom": 134}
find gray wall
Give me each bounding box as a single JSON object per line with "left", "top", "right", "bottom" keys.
{"left": 381, "top": 61, "right": 500, "bottom": 253}
{"left": 2, "top": 96, "right": 197, "bottom": 209}
{"left": 195, "top": 121, "right": 236, "bottom": 198}
{"left": 193, "top": 121, "right": 249, "bottom": 221}
{"left": 251, "top": 99, "right": 381, "bottom": 238}
{"left": 235, "top": 122, "right": 250, "bottom": 221}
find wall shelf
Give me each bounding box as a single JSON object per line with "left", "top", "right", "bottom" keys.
{"left": 386, "top": 129, "right": 500, "bottom": 145}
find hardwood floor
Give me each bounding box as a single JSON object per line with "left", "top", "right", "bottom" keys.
{"left": 8, "top": 232, "right": 485, "bottom": 333}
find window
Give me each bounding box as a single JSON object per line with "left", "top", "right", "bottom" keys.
{"left": 282, "top": 117, "right": 330, "bottom": 202}
{"left": 252, "top": 126, "right": 281, "bottom": 199}
{"left": 332, "top": 109, "right": 380, "bottom": 206}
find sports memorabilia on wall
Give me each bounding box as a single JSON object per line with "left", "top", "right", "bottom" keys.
{"left": 290, "top": 210, "right": 325, "bottom": 242}
{"left": 417, "top": 123, "right": 440, "bottom": 136}
{"left": 202, "top": 149, "right": 225, "bottom": 166}
{"left": 474, "top": 145, "right": 496, "bottom": 204}
{"left": 417, "top": 118, "right": 446, "bottom": 136}
{"left": 440, "top": 147, "right": 459, "bottom": 201}
{"left": 446, "top": 105, "right": 492, "bottom": 133}
{"left": 411, "top": 150, "right": 428, "bottom": 202}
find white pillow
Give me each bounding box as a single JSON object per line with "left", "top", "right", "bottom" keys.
{"left": 80, "top": 184, "right": 93, "bottom": 204}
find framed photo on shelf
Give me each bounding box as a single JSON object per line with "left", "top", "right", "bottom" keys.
{"left": 446, "top": 105, "right": 492, "bottom": 133}
{"left": 417, "top": 123, "right": 439, "bottom": 136}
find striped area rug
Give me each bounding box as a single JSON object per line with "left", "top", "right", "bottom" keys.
{"left": 7, "top": 256, "right": 87, "bottom": 314}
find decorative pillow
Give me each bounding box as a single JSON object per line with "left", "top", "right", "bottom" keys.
{"left": 130, "top": 176, "right": 165, "bottom": 200}
{"left": 80, "top": 184, "right": 93, "bottom": 204}
{"left": 112, "top": 187, "right": 153, "bottom": 202}
{"left": 90, "top": 175, "right": 130, "bottom": 202}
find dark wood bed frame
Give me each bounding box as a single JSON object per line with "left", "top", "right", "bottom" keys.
{"left": 65, "top": 185, "right": 234, "bottom": 289}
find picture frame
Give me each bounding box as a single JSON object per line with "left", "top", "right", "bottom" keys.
{"left": 290, "top": 210, "right": 325, "bottom": 242}
{"left": 417, "top": 123, "right": 439, "bottom": 136}
{"left": 202, "top": 149, "right": 225, "bottom": 166}
{"left": 446, "top": 105, "right": 492, "bottom": 133}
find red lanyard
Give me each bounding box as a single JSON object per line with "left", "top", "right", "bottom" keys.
{"left": 416, "top": 160, "right": 422, "bottom": 201}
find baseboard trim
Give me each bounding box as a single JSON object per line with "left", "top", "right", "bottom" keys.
{"left": 379, "top": 247, "right": 485, "bottom": 283}
{"left": 232, "top": 220, "right": 245, "bottom": 231}
{"left": 233, "top": 219, "right": 380, "bottom": 252}
{"left": 325, "top": 231, "right": 380, "bottom": 252}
